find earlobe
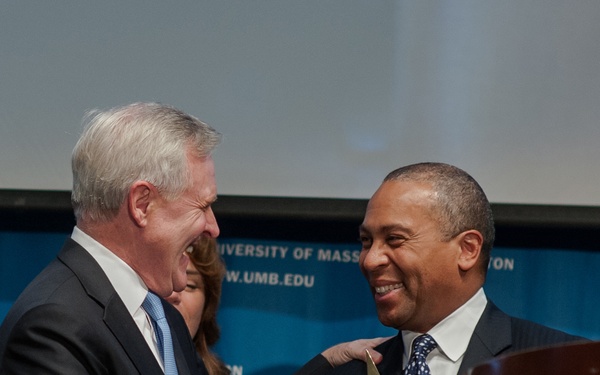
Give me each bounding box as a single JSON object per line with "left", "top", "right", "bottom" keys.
{"left": 457, "top": 230, "right": 483, "bottom": 272}
{"left": 129, "top": 181, "right": 154, "bottom": 227}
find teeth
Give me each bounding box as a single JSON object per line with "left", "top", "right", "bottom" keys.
{"left": 375, "top": 283, "right": 403, "bottom": 295}
{"left": 185, "top": 246, "right": 194, "bottom": 253}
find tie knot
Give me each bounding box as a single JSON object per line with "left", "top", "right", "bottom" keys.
{"left": 142, "top": 291, "right": 166, "bottom": 322}
{"left": 411, "top": 334, "right": 437, "bottom": 358}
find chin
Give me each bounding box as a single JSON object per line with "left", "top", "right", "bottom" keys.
{"left": 172, "top": 264, "right": 188, "bottom": 292}
{"left": 172, "top": 280, "right": 186, "bottom": 293}
{"left": 376, "top": 307, "right": 404, "bottom": 328}
{"left": 377, "top": 314, "right": 395, "bottom": 328}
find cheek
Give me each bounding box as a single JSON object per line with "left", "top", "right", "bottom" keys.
{"left": 178, "top": 293, "right": 200, "bottom": 335}
{"left": 195, "top": 294, "right": 206, "bottom": 317}
{"left": 425, "top": 248, "right": 456, "bottom": 277}
{"left": 185, "top": 292, "right": 205, "bottom": 319}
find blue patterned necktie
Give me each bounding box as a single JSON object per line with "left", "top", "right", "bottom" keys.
{"left": 404, "top": 334, "right": 437, "bottom": 375}
{"left": 142, "top": 291, "right": 179, "bottom": 375}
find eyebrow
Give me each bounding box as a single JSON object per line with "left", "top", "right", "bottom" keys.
{"left": 359, "top": 223, "right": 415, "bottom": 236}
{"left": 186, "top": 270, "right": 201, "bottom": 276}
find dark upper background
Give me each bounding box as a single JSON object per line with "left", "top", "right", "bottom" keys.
{"left": 2, "top": 191, "right": 600, "bottom": 251}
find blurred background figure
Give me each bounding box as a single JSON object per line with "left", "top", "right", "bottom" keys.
{"left": 167, "top": 236, "right": 230, "bottom": 375}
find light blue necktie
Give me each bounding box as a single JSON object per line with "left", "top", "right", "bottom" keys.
{"left": 404, "top": 334, "right": 437, "bottom": 375}
{"left": 142, "top": 291, "right": 179, "bottom": 375}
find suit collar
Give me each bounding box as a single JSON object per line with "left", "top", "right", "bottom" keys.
{"left": 376, "top": 333, "right": 405, "bottom": 374}
{"left": 458, "top": 300, "right": 512, "bottom": 374}
{"left": 58, "top": 239, "right": 164, "bottom": 374}
{"left": 58, "top": 238, "right": 116, "bottom": 305}
{"left": 71, "top": 226, "right": 148, "bottom": 316}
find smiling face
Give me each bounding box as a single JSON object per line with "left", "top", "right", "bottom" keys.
{"left": 359, "top": 180, "right": 467, "bottom": 333}
{"left": 140, "top": 151, "right": 220, "bottom": 297}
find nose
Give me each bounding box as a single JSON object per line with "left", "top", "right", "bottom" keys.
{"left": 165, "top": 291, "right": 181, "bottom": 305}
{"left": 204, "top": 207, "right": 220, "bottom": 238}
{"left": 360, "top": 241, "right": 389, "bottom": 273}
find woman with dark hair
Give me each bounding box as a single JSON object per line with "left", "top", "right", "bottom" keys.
{"left": 167, "top": 236, "right": 229, "bottom": 375}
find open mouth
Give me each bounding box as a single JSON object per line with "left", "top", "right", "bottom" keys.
{"left": 375, "top": 283, "right": 403, "bottom": 295}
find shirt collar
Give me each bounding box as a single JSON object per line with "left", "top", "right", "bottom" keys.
{"left": 71, "top": 226, "right": 148, "bottom": 316}
{"left": 402, "top": 288, "right": 488, "bottom": 362}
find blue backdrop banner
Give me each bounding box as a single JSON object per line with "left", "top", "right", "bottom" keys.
{"left": 1, "top": 232, "right": 599, "bottom": 375}
{"left": 213, "top": 238, "right": 600, "bottom": 375}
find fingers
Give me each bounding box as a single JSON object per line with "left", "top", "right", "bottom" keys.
{"left": 348, "top": 337, "right": 389, "bottom": 364}
{"left": 321, "top": 336, "right": 392, "bottom": 367}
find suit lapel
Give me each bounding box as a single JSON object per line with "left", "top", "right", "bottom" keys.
{"left": 171, "top": 325, "right": 192, "bottom": 375}
{"left": 458, "top": 300, "right": 512, "bottom": 374}
{"left": 104, "top": 295, "right": 164, "bottom": 375}
{"left": 376, "top": 333, "right": 405, "bottom": 375}
{"left": 58, "top": 239, "right": 164, "bottom": 375}
{"left": 163, "top": 299, "right": 202, "bottom": 375}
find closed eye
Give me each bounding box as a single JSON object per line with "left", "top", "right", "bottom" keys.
{"left": 359, "top": 235, "right": 372, "bottom": 250}
{"left": 387, "top": 235, "right": 407, "bottom": 247}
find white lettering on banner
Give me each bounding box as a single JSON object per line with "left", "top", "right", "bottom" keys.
{"left": 488, "top": 257, "right": 515, "bottom": 271}
{"left": 292, "top": 247, "right": 314, "bottom": 260}
{"left": 317, "top": 249, "right": 360, "bottom": 263}
{"left": 283, "top": 273, "right": 315, "bottom": 287}
{"left": 226, "top": 365, "right": 243, "bottom": 375}
{"left": 224, "top": 270, "right": 315, "bottom": 288}
{"left": 220, "top": 243, "right": 289, "bottom": 259}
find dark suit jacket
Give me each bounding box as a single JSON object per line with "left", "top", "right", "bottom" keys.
{"left": 295, "top": 300, "right": 586, "bottom": 375}
{"left": 0, "top": 238, "right": 207, "bottom": 375}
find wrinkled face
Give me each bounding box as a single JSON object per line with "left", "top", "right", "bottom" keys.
{"left": 143, "top": 152, "right": 220, "bottom": 297}
{"left": 359, "top": 180, "right": 462, "bottom": 332}
{"left": 166, "top": 260, "right": 206, "bottom": 337}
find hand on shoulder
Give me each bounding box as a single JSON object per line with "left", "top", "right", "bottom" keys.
{"left": 321, "top": 337, "right": 391, "bottom": 367}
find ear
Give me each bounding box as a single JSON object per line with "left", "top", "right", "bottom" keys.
{"left": 128, "top": 181, "right": 155, "bottom": 227}
{"left": 456, "top": 230, "right": 483, "bottom": 272}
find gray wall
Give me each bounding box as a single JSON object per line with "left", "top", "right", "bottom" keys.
{"left": 2, "top": 1, "right": 600, "bottom": 205}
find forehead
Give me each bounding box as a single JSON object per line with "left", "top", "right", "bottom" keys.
{"left": 187, "top": 154, "right": 217, "bottom": 197}
{"left": 361, "top": 180, "right": 437, "bottom": 231}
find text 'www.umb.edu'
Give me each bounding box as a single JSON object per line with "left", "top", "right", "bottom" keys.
{"left": 224, "top": 270, "right": 315, "bottom": 288}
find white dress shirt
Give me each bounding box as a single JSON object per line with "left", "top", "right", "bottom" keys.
{"left": 402, "top": 288, "right": 488, "bottom": 375}
{"left": 71, "top": 226, "right": 164, "bottom": 370}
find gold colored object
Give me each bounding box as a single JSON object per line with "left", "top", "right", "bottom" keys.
{"left": 366, "top": 349, "right": 381, "bottom": 375}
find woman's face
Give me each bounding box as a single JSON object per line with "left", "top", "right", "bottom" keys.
{"left": 166, "top": 261, "right": 206, "bottom": 337}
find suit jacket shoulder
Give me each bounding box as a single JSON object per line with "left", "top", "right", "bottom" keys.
{"left": 293, "top": 354, "right": 333, "bottom": 375}
{"left": 294, "top": 299, "right": 586, "bottom": 375}
{"left": 303, "top": 334, "right": 404, "bottom": 375}
{"left": 459, "top": 300, "right": 586, "bottom": 373}
{"left": 0, "top": 239, "right": 205, "bottom": 375}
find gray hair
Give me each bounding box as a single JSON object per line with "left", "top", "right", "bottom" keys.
{"left": 384, "top": 162, "right": 495, "bottom": 273}
{"left": 71, "top": 102, "right": 222, "bottom": 222}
